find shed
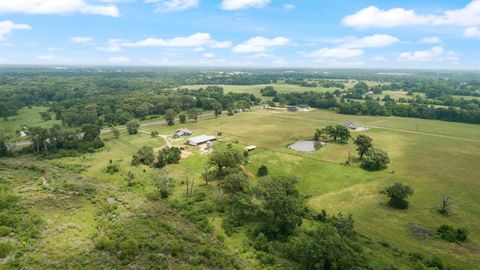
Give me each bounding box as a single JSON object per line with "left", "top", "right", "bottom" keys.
{"left": 174, "top": 128, "right": 193, "bottom": 138}
{"left": 343, "top": 121, "right": 358, "bottom": 130}
{"left": 186, "top": 135, "right": 217, "bottom": 146}
{"left": 287, "top": 106, "right": 298, "bottom": 112}
{"left": 244, "top": 145, "right": 256, "bottom": 152}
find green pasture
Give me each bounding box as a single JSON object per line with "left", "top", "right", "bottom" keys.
{"left": 3, "top": 107, "right": 479, "bottom": 269}
{"left": 0, "top": 106, "right": 61, "bottom": 139}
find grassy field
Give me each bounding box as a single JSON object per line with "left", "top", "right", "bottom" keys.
{"left": 2, "top": 108, "right": 479, "bottom": 268}
{"left": 139, "top": 109, "right": 480, "bottom": 269}
{"left": 179, "top": 83, "right": 338, "bottom": 98}
{"left": 0, "top": 106, "right": 61, "bottom": 139}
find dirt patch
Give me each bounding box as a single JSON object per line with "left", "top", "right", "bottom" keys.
{"left": 351, "top": 127, "right": 369, "bottom": 132}
{"left": 198, "top": 143, "right": 213, "bottom": 154}
{"left": 181, "top": 150, "right": 193, "bottom": 159}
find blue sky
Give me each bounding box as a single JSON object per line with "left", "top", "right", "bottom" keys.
{"left": 1, "top": 0, "right": 480, "bottom": 68}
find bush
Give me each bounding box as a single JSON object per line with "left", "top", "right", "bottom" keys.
{"left": 0, "top": 241, "right": 13, "bottom": 258}
{"left": 105, "top": 163, "right": 119, "bottom": 174}
{"left": 257, "top": 165, "right": 269, "bottom": 176}
{"left": 0, "top": 226, "right": 11, "bottom": 237}
{"left": 437, "top": 225, "right": 468, "bottom": 242}
{"left": 221, "top": 217, "right": 241, "bottom": 236}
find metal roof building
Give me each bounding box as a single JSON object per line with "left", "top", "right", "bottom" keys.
{"left": 186, "top": 135, "right": 217, "bottom": 146}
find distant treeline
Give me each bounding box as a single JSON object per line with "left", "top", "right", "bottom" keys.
{"left": 273, "top": 91, "right": 480, "bottom": 124}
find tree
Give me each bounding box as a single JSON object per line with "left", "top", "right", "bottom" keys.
{"left": 361, "top": 148, "right": 390, "bottom": 170}
{"left": 154, "top": 147, "right": 182, "bottom": 168}
{"left": 257, "top": 165, "right": 269, "bottom": 176}
{"left": 258, "top": 176, "right": 305, "bottom": 239}
{"left": 212, "top": 101, "right": 222, "bottom": 118}
{"left": 187, "top": 108, "right": 200, "bottom": 122}
{"left": 291, "top": 225, "right": 369, "bottom": 270}
{"left": 334, "top": 125, "right": 350, "bottom": 143}
{"left": 438, "top": 195, "right": 453, "bottom": 216}
{"left": 220, "top": 173, "right": 249, "bottom": 194}
{"left": 131, "top": 146, "right": 155, "bottom": 166}
{"left": 324, "top": 125, "right": 337, "bottom": 141}
{"left": 260, "top": 86, "right": 277, "bottom": 97}
{"left": 81, "top": 124, "right": 101, "bottom": 141}
{"left": 165, "top": 109, "right": 177, "bottom": 126}
{"left": 154, "top": 172, "right": 175, "bottom": 199}
{"left": 179, "top": 113, "right": 187, "bottom": 124}
{"left": 150, "top": 131, "right": 159, "bottom": 138}
{"left": 354, "top": 135, "right": 373, "bottom": 159}
{"left": 208, "top": 146, "right": 244, "bottom": 174}
{"left": 0, "top": 137, "right": 8, "bottom": 157}
{"left": 381, "top": 183, "right": 414, "bottom": 209}
{"left": 27, "top": 127, "right": 49, "bottom": 154}
{"left": 126, "top": 121, "right": 140, "bottom": 135}
{"left": 353, "top": 81, "right": 369, "bottom": 94}
{"left": 112, "top": 127, "right": 120, "bottom": 139}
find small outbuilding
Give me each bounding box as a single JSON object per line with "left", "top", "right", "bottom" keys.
{"left": 244, "top": 145, "right": 256, "bottom": 152}
{"left": 287, "top": 106, "right": 299, "bottom": 112}
{"left": 298, "top": 105, "right": 311, "bottom": 112}
{"left": 186, "top": 135, "right": 217, "bottom": 146}
{"left": 174, "top": 128, "right": 193, "bottom": 138}
{"left": 343, "top": 121, "right": 359, "bottom": 130}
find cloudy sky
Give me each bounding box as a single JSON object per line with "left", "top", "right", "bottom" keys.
{"left": 1, "top": 0, "right": 480, "bottom": 68}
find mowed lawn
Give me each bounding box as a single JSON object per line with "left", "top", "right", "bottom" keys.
{"left": 50, "top": 108, "right": 479, "bottom": 269}
{"left": 0, "top": 106, "right": 61, "bottom": 139}
{"left": 140, "top": 109, "right": 480, "bottom": 269}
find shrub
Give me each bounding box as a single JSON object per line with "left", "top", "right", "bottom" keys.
{"left": 105, "top": 163, "right": 119, "bottom": 174}
{"left": 257, "top": 165, "right": 269, "bottom": 176}
{"left": 0, "top": 241, "right": 13, "bottom": 258}
{"left": 221, "top": 217, "right": 241, "bottom": 236}
{"left": 0, "top": 226, "right": 11, "bottom": 237}
{"left": 437, "top": 225, "right": 468, "bottom": 242}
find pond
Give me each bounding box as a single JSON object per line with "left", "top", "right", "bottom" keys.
{"left": 288, "top": 141, "right": 326, "bottom": 152}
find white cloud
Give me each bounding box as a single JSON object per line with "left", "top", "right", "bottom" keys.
{"left": 371, "top": 55, "right": 387, "bottom": 62}
{"left": 343, "top": 1, "right": 480, "bottom": 29}
{"left": 397, "top": 46, "right": 459, "bottom": 62}
{"left": 283, "top": 4, "right": 295, "bottom": 11}
{"left": 193, "top": 47, "right": 204, "bottom": 52}
{"left": 70, "top": 36, "right": 94, "bottom": 44}
{"left": 96, "top": 38, "right": 124, "bottom": 52}
{"left": 0, "top": 0, "right": 120, "bottom": 17}
{"left": 464, "top": 26, "right": 480, "bottom": 38}
{"left": 306, "top": 47, "right": 364, "bottom": 59}
{"left": 232, "top": 36, "right": 290, "bottom": 53}
{"left": 221, "top": 0, "right": 270, "bottom": 10}
{"left": 272, "top": 58, "right": 288, "bottom": 66}
{"left": 0, "top": 20, "right": 31, "bottom": 40}
{"left": 419, "top": 36, "right": 442, "bottom": 44}
{"left": 121, "top": 33, "right": 231, "bottom": 48}
{"left": 107, "top": 56, "right": 130, "bottom": 63}
{"left": 37, "top": 54, "right": 58, "bottom": 61}
{"left": 146, "top": 0, "right": 198, "bottom": 13}
{"left": 341, "top": 34, "right": 399, "bottom": 48}
{"left": 202, "top": 52, "right": 215, "bottom": 58}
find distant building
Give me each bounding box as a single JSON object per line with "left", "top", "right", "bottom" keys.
{"left": 287, "top": 106, "right": 299, "bottom": 112}
{"left": 366, "top": 91, "right": 374, "bottom": 97}
{"left": 298, "top": 105, "right": 311, "bottom": 112}
{"left": 186, "top": 135, "right": 217, "bottom": 146}
{"left": 244, "top": 145, "right": 256, "bottom": 152}
{"left": 173, "top": 128, "right": 193, "bottom": 138}
{"left": 343, "top": 121, "right": 359, "bottom": 130}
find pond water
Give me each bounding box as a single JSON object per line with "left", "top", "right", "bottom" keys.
{"left": 288, "top": 141, "right": 326, "bottom": 152}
